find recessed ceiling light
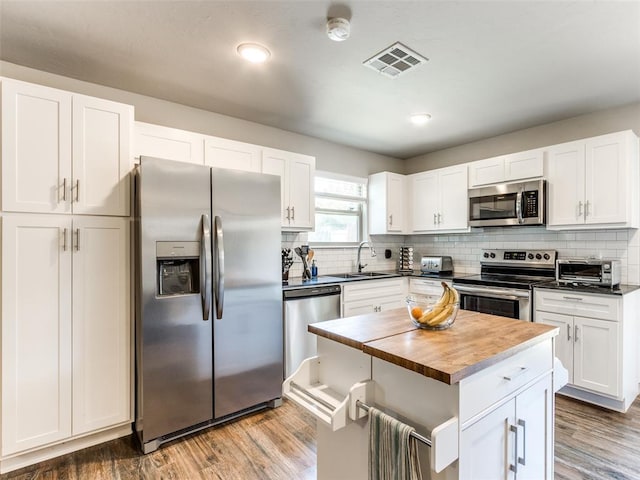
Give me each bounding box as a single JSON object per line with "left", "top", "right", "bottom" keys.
{"left": 410, "top": 113, "right": 432, "bottom": 125}
{"left": 237, "top": 43, "right": 271, "bottom": 63}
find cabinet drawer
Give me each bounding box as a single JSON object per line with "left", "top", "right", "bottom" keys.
{"left": 342, "top": 278, "right": 404, "bottom": 303}
{"left": 534, "top": 288, "right": 619, "bottom": 321}
{"left": 409, "top": 278, "right": 450, "bottom": 296}
{"left": 459, "top": 339, "right": 552, "bottom": 424}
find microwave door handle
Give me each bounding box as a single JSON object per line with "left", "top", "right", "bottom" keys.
{"left": 200, "top": 214, "right": 212, "bottom": 321}
{"left": 516, "top": 188, "right": 524, "bottom": 224}
{"left": 214, "top": 215, "right": 225, "bottom": 319}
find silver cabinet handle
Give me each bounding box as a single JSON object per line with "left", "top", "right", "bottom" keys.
{"left": 200, "top": 214, "right": 212, "bottom": 321}
{"left": 509, "top": 424, "right": 518, "bottom": 473}
{"left": 585, "top": 200, "right": 590, "bottom": 217}
{"left": 433, "top": 213, "right": 437, "bottom": 225}
{"left": 291, "top": 206, "right": 295, "bottom": 221}
{"left": 62, "top": 228, "right": 68, "bottom": 251}
{"left": 61, "top": 178, "right": 67, "bottom": 203}
{"left": 214, "top": 215, "right": 225, "bottom": 320}
{"left": 563, "top": 296, "right": 583, "bottom": 301}
{"left": 74, "top": 228, "right": 80, "bottom": 251}
{"left": 567, "top": 323, "right": 571, "bottom": 341}
{"left": 574, "top": 325, "right": 579, "bottom": 342}
{"left": 518, "top": 419, "right": 526, "bottom": 466}
{"left": 71, "top": 180, "right": 80, "bottom": 203}
{"left": 503, "top": 366, "right": 529, "bottom": 381}
{"left": 389, "top": 214, "right": 393, "bottom": 226}
{"left": 286, "top": 206, "right": 291, "bottom": 221}
{"left": 578, "top": 201, "right": 583, "bottom": 218}
{"left": 437, "top": 212, "right": 442, "bottom": 225}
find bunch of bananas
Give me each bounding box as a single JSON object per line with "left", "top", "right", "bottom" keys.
{"left": 411, "top": 282, "right": 459, "bottom": 327}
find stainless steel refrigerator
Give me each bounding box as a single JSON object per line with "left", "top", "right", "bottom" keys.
{"left": 134, "top": 157, "right": 283, "bottom": 453}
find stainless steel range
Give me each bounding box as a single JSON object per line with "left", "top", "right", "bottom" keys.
{"left": 453, "top": 249, "right": 557, "bottom": 321}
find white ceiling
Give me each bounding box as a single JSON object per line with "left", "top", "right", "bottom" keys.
{"left": 1, "top": 1, "right": 639, "bottom": 159}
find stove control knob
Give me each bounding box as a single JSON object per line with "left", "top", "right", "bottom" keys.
{"left": 543, "top": 253, "right": 551, "bottom": 260}
{"left": 535, "top": 253, "right": 542, "bottom": 260}
{"left": 483, "top": 252, "right": 490, "bottom": 258}
{"left": 490, "top": 252, "right": 496, "bottom": 258}
{"left": 528, "top": 253, "right": 534, "bottom": 260}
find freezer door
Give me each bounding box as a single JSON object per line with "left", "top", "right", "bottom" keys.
{"left": 136, "top": 157, "right": 213, "bottom": 444}
{"left": 211, "top": 168, "right": 283, "bottom": 419}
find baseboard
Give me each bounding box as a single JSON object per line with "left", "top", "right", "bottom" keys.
{"left": 0, "top": 423, "right": 132, "bottom": 474}
{"left": 557, "top": 385, "right": 630, "bottom": 413}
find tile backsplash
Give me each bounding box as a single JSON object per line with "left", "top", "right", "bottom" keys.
{"left": 282, "top": 227, "right": 640, "bottom": 285}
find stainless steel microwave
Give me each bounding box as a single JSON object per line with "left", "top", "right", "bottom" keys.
{"left": 468, "top": 179, "right": 545, "bottom": 227}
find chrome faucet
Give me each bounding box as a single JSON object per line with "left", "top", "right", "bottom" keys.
{"left": 357, "top": 241, "right": 377, "bottom": 273}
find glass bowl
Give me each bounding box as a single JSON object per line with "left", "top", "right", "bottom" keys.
{"left": 406, "top": 294, "right": 459, "bottom": 330}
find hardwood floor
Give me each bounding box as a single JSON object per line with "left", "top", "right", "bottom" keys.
{"left": 3, "top": 394, "right": 640, "bottom": 479}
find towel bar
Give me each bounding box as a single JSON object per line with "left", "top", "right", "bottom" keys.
{"left": 356, "top": 400, "right": 433, "bottom": 447}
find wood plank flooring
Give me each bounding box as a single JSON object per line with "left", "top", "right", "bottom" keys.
{"left": 3, "top": 394, "right": 640, "bottom": 479}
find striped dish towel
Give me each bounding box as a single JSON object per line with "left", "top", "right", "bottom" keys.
{"left": 368, "top": 407, "right": 423, "bottom": 480}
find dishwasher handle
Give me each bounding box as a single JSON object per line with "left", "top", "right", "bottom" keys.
{"left": 283, "top": 285, "right": 342, "bottom": 300}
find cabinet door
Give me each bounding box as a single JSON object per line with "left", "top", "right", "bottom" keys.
{"left": 2, "top": 215, "right": 72, "bottom": 455}
{"left": 468, "top": 156, "right": 505, "bottom": 187}
{"left": 261, "top": 150, "right": 288, "bottom": 225}
{"left": 287, "top": 154, "right": 315, "bottom": 230}
{"left": 546, "top": 141, "right": 585, "bottom": 226}
{"left": 504, "top": 149, "right": 544, "bottom": 182}
{"left": 386, "top": 174, "right": 405, "bottom": 232}
{"left": 342, "top": 301, "right": 376, "bottom": 317}
{"left": 516, "top": 374, "right": 553, "bottom": 480}
{"left": 439, "top": 165, "right": 468, "bottom": 230}
{"left": 134, "top": 122, "right": 204, "bottom": 165}
{"left": 460, "top": 399, "right": 515, "bottom": 480}
{"left": 585, "top": 133, "right": 628, "bottom": 225}
{"left": 535, "top": 311, "right": 574, "bottom": 383}
{"left": 1, "top": 79, "right": 72, "bottom": 214}
{"left": 409, "top": 171, "right": 438, "bottom": 232}
{"left": 72, "top": 217, "right": 130, "bottom": 435}
{"left": 204, "top": 136, "right": 262, "bottom": 172}
{"left": 573, "top": 317, "right": 620, "bottom": 397}
{"left": 72, "top": 95, "right": 132, "bottom": 216}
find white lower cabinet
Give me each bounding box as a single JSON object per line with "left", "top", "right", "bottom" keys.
{"left": 534, "top": 288, "right": 638, "bottom": 411}
{"left": 409, "top": 277, "right": 451, "bottom": 299}
{"left": 460, "top": 374, "right": 552, "bottom": 480}
{"left": 342, "top": 278, "right": 406, "bottom": 317}
{"left": 1, "top": 214, "right": 130, "bottom": 462}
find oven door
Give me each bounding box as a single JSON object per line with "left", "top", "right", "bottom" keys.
{"left": 454, "top": 284, "right": 531, "bottom": 321}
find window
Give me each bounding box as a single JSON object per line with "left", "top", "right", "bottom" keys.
{"left": 308, "top": 172, "right": 367, "bottom": 245}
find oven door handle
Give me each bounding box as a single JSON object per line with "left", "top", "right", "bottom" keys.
{"left": 453, "top": 284, "right": 531, "bottom": 300}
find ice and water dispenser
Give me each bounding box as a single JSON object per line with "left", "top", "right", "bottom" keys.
{"left": 156, "top": 241, "right": 201, "bottom": 296}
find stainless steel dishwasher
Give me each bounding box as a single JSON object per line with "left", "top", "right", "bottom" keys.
{"left": 283, "top": 284, "right": 341, "bottom": 378}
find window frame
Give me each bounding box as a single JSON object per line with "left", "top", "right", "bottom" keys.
{"left": 308, "top": 171, "right": 368, "bottom": 248}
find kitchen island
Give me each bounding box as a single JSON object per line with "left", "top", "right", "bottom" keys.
{"left": 283, "top": 308, "right": 559, "bottom": 480}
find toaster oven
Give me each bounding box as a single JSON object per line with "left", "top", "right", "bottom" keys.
{"left": 556, "top": 258, "right": 621, "bottom": 287}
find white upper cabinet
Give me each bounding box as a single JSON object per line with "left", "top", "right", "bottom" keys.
{"left": 72, "top": 95, "right": 132, "bottom": 216}
{"left": 262, "top": 147, "right": 315, "bottom": 230}
{"left": 204, "top": 136, "right": 262, "bottom": 172}
{"left": 134, "top": 122, "right": 204, "bottom": 165}
{"left": 1, "top": 79, "right": 133, "bottom": 216}
{"left": 547, "top": 130, "right": 639, "bottom": 229}
{"left": 468, "top": 149, "right": 544, "bottom": 187}
{"left": 368, "top": 172, "right": 406, "bottom": 234}
{"left": 409, "top": 165, "right": 468, "bottom": 233}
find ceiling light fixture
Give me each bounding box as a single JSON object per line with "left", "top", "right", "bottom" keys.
{"left": 326, "top": 17, "right": 350, "bottom": 41}
{"left": 237, "top": 43, "right": 271, "bottom": 63}
{"left": 410, "top": 113, "right": 432, "bottom": 125}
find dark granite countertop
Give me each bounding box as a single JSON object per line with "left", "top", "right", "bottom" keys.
{"left": 282, "top": 270, "right": 456, "bottom": 290}
{"left": 534, "top": 281, "right": 640, "bottom": 296}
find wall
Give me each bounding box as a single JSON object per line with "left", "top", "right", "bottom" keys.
{"left": 0, "top": 61, "right": 403, "bottom": 178}
{"left": 405, "top": 102, "right": 640, "bottom": 173}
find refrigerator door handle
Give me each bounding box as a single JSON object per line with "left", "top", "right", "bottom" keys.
{"left": 214, "top": 215, "right": 225, "bottom": 319}
{"left": 201, "top": 214, "right": 212, "bottom": 321}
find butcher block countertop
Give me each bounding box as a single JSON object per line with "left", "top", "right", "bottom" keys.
{"left": 309, "top": 308, "right": 558, "bottom": 385}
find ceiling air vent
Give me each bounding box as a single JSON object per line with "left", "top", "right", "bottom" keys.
{"left": 363, "top": 42, "right": 428, "bottom": 78}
